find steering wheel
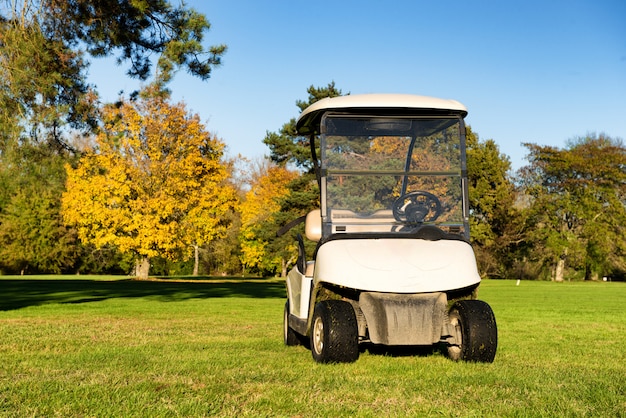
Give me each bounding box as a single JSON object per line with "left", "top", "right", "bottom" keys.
{"left": 392, "top": 191, "right": 442, "bottom": 223}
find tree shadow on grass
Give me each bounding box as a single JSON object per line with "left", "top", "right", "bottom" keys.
{"left": 0, "top": 278, "right": 286, "bottom": 311}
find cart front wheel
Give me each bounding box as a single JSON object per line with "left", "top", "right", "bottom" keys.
{"left": 311, "top": 300, "right": 359, "bottom": 363}
{"left": 447, "top": 300, "right": 497, "bottom": 363}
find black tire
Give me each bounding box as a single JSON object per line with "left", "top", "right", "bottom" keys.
{"left": 284, "top": 301, "right": 302, "bottom": 346}
{"left": 447, "top": 300, "right": 497, "bottom": 363}
{"left": 310, "top": 300, "right": 359, "bottom": 363}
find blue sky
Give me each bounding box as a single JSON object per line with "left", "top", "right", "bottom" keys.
{"left": 88, "top": 0, "right": 626, "bottom": 171}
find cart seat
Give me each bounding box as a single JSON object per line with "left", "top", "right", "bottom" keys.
{"left": 305, "top": 261, "right": 315, "bottom": 277}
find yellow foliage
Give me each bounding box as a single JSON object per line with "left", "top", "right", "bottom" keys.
{"left": 238, "top": 165, "right": 297, "bottom": 269}
{"left": 61, "top": 94, "right": 236, "bottom": 262}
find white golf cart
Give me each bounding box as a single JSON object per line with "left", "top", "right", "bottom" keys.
{"left": 283, "top": 94, "right": 497, "bottom": 363}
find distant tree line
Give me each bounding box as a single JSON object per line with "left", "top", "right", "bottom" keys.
{"left": 1, "top": 2, "right": 624, "bottom": 280}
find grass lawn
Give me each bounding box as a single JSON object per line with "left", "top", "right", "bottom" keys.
{"left": 1, "top": 276, "right": 624, "bottom": 417}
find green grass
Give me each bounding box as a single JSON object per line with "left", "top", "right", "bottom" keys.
{"left": 1, "top": 277, "right": 625, "bottom": 417}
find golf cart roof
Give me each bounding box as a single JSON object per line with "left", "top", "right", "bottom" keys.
{"left": 296, "top": 94, "right": 468, "bottom": 135}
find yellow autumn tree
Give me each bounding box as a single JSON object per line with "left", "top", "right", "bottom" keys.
{"left": 61, "top": 89, "right": 236, "bottom": 278}
{"left": 239, "top": 162, "right": 298, "bottom": 274}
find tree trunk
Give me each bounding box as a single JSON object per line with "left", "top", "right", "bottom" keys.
{"left": 281, "top": 258, "right": 287, "bottom": 278}
{"left": 552, "top": 246, "right": 568, "bottom": 282}
{"left": 554, "top": 257, "right": 565, "bottom": 282}
{"left": 585, "top": 264, "right": 599, "bottom": 281}
{"left": 193, "top": 244, "right": 199, "bottom": 276}
{"left": 134, "top": 256, "right": 150, "bottom": 279}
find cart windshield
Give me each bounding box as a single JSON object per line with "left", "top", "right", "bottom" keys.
{"left": 320, "top": 114, "right": 468, "bottom": 237}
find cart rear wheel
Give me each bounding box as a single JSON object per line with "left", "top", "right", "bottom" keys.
{"left": 447, "top": 300, "right": 497, "bottom": 363}
{"left": 284, "top": 301, "right": 303, "bottom": 346}
{"left": 311, "top": 300, "right": 359, "bottom": 363}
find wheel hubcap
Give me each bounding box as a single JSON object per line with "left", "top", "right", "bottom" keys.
{"left": 447, "top": 311, "right": 462, "bottom": 360}
{"left": 313, "top": 317, "right": 324, "bottom": 354}
{"left": 283, "top": 306, "right": 288, "bottom": 342}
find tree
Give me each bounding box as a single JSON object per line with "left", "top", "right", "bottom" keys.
{"left": 0, "top": 144, "right": 79, "bottom": 274}
{"left": 518, "top": 134, "right": 626, "bottom": 281}
{"left": 465, "top": 127, "right": 522, "bottom": 278}
{"left": 201, "top": 208, "right": 242, "bottom": 276}
{"left": 1, "top": 0, "right": 224, "bottom": 83}
{"left": 270, "top": 173, "right": 320, "bottom": 277}
{"left": 0, "top": 0, "right": 225, "bottom": 149}
{"left": 260, "top": 83, "right": 343, "bottom": 274}
{"left": 0, "top": 16, "right": 97, "bottom": 151}
{"left": 42, "top": 0, "right": 225, "bottom": 83}
{"left": 264, "top": 82, "right": 344, "bottom": 171}
{"left": 62, "top": 89, "right": 236, "bottom": 278}
{"left": 238, "top": 162, "right": 298, "bottom": 276}
{"left": 0, "top": 0, "right": 226, "bottom": 275}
